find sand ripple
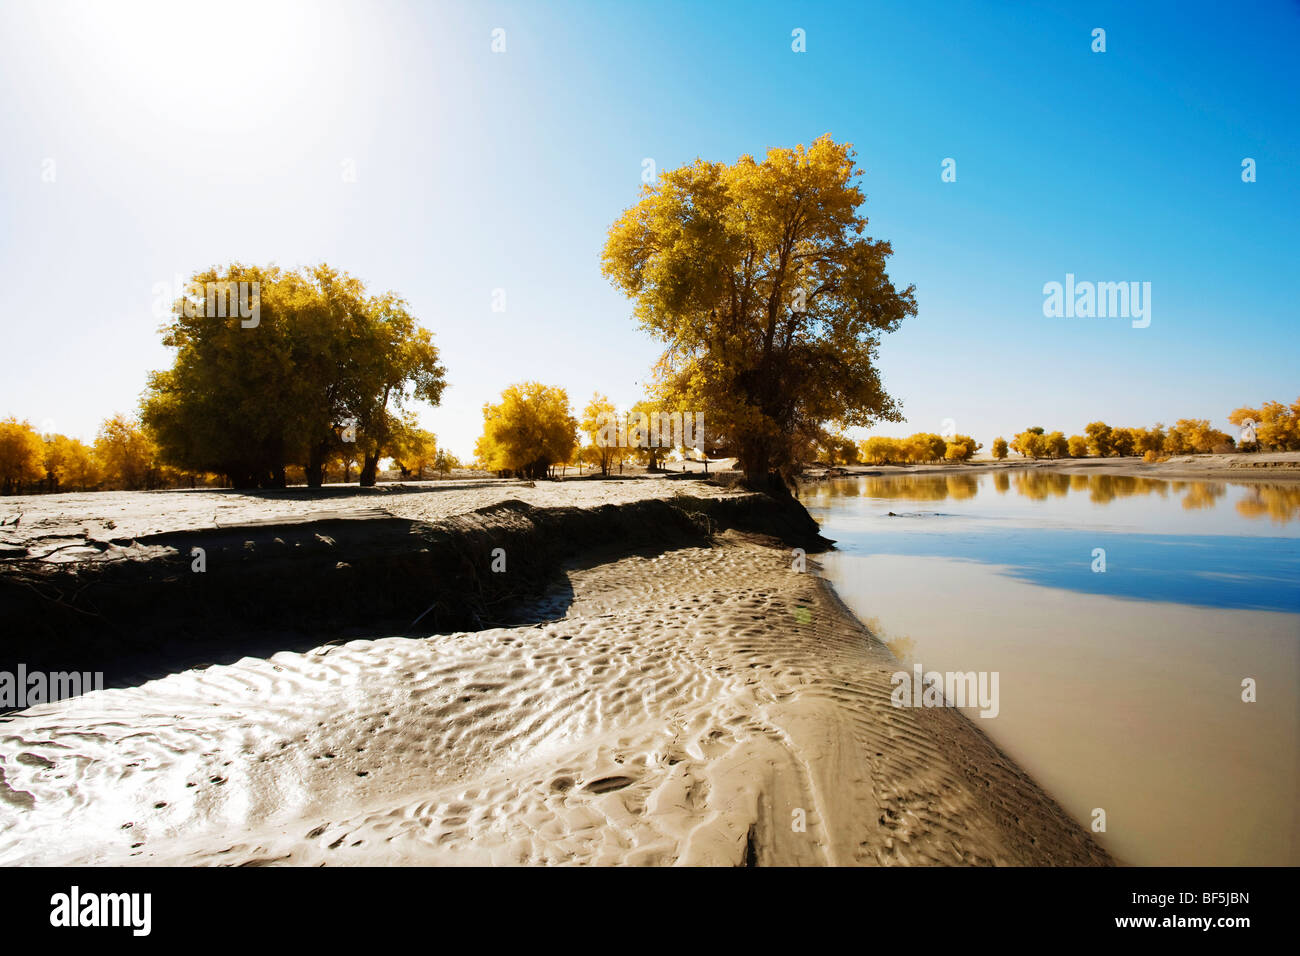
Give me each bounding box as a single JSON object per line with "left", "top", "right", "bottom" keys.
{"left": 0, "top": 533, "right": 1107, "bottom": 866}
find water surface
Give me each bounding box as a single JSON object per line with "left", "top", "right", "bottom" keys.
{"left": 801, "top": 470, "right": 1300, "bottom": 866}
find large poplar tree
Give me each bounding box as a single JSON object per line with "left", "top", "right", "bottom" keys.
{"left": 601, "top": 135, "right": 916, "bottom": 490}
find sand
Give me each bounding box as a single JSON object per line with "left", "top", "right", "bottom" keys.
{"left": 0, "top": 479, "right": 1108, "bottom": 866}
{"left": 0, "top": 476, "right": 747, "bottom": 557}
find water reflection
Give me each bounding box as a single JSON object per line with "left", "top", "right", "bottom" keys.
{"left": 1237, "top": 484, "right": 1300, "bottom": 523}
{"left": 822, "top": 471, "right": 1300, "bottom": 522}
{"left": 801, "top": 471, "right": 1300, "bottom": 612}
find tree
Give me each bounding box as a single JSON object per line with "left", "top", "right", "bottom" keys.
{"left": 474, "top": 383, "right": 578, "bottom": 479}
{"left": 0, "top": 418, "right": 46, "bottom": 494}
{"left": 822, "top": 431, "right": 860, "bottom": 465}
{"left": 1163, "top": 425, "right": 1190, "bottom": 456}
{"left": 1171, "top": 418, "right": 1232, "bottom": 454}
{"left": 1067, "top": 434, "right": 1088, "bottom": 458}
{"left": 1043, "top": 431, "right": 1069, "bottom": 459}
{"left": 627, "top": 398, "right": 666, "bottom": 472}
{"left": 1084, "top": 421, "right": 1114, "bottom": 457}
{"left": 350, "top": 290, "right": 448, "bottom": 486}
{"left": 389, "top": 421, "right": 438, "bottom": 479}
{"left": 42, "top": 434, "right": 99, "bottom": 493}
{"left": 433, "top": 449, "right": 460, "bottom": 477}
{"left": 580, "top": 393, "right": 622, "bottom": 477}
{"left": 944, "top": 434, "right": 981, "bottom": 461}
{"left": 62, "top": 437, "right": 102, "bottom": 491}
{"left": 143, "top": 264, "right": 300, "bottom": 489}
{"left": 1011, "top": 427, "right": 1046, "bottom": 459}
{"left": 991, "top": 437, "right": 1008, "bottom": 460}
{"left": 1110, "top": 427, "right": 1137, "bottom": 457}
{"left": 907, "top": 433, "right": 948, "bottom": 463}
{"left": 601, "top": 135, "right": 916, "bottom": 490}
{"left": 1134, "top": 425, "right": 1165, "bottom": 455}
{"left": 1229, "top": 400, "right": 1299, "bottom": 451}
{"left": 142, "top": 264, "right": 445, "bottom": 489}
{"left": 859, "top": 436, "right": 901, "bottom": 465}
{"left": 95, "top": 414, "right": 156, "bottom": 490}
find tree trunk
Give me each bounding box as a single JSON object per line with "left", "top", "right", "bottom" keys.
{"left": 306, "top": 441, "right": 327, "bottom": 488}
{"left": 359, "top": 453, "right": 381, "bottom": 487}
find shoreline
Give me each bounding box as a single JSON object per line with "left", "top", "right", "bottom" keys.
{"left": 801, "top": 451, "right": 1300, "bottom": 484}
{"left": 0, "top": 481, "right": 1108, "bottom": 865}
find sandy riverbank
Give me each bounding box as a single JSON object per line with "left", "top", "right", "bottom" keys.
{"left": 0, "top": 479, "right": 1109, "bottom": 866}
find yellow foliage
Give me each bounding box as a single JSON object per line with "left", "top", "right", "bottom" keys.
{"left": 95, "top": 414, "right": 158, "bottom": 490}
{"left": 43, "top": 434, "right": 101, "bottom": 491}
{"left": 580, "top": 393, "right": 625, "bottom": 476}
{"left": 0, "top": 418, "right": 47, "bottom": 494}
{"left": 475, "top": 383, "right": 577, "bottom": 479}
{"left": 601, "top": 135, "right": 915, "bottom": 484}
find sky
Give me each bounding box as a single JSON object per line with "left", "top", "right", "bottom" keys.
{"left": 0, "top": 0, "right": 1296, "bottom": 459}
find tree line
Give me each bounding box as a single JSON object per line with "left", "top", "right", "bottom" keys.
{"left": 472, "top": 387, "right": 713, "bottom": 480}
{"left": 991, "top": 406, "right": 1300, "bottom": 462}
{"left": 0, "top": 413, "right": 462, "bottom": 496}
{"left": 0, "top": 414, "right": 156, "bottom": 496}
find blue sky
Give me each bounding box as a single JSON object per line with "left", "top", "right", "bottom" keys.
{"left": 1, "top": 0, "right": 1296, "bottom": 458}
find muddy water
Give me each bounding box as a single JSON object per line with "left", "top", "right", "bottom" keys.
{"left": 802, "top": 471, "right": 1300, "bottom": 865}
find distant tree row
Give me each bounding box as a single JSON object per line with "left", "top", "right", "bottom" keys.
{"left": 854, "top": 432, "right": 983, "bottom": 465}
{"left": 842, "top": 397, "right": 1300, "bottom": 469}
{"left": 996, "top": 418, "right": 1249, "bottom": 461}
{"left": 1, "top": 414, "right": 179, "bottom": 496}
{"left": 0, "top": 414, "right": 459, "bottom": 496}
{"left": 472, "top": 385, "right": 710, "bottom": 479}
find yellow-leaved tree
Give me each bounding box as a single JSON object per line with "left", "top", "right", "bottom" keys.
{"left": 388, "top": 419, "right": 438, "bottom": 479}
{"left": 944, "top": 434, "right": 982, "bottom": 461}
{"left": 95, "top": 414, "right": 157, "bottom": 490}
{"left": 601, "top": 135, "right": 916, "bottom": 491}
{"left": 1168, "top": 419, "right": 1233, "bottom": 454}
{"left": 580, "top": 393, "right": 623, "bottom": 477}
{"left": 0, "top": 418, "right": 46, "bottom": 495}
{"left": 1228, "top": 400, "right": 1299, "bottom": 451}
{"left": 1011, "top": 427, "right": 1047, "bottom": 459}
{"left": 42, "top": 434, "right": 100, "bottom": 492}
{"left": 141, "top": 263, "right": 446, "bottom": 489}
{"left": 475, "top": 383, "right": 577, "bottom": 479}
